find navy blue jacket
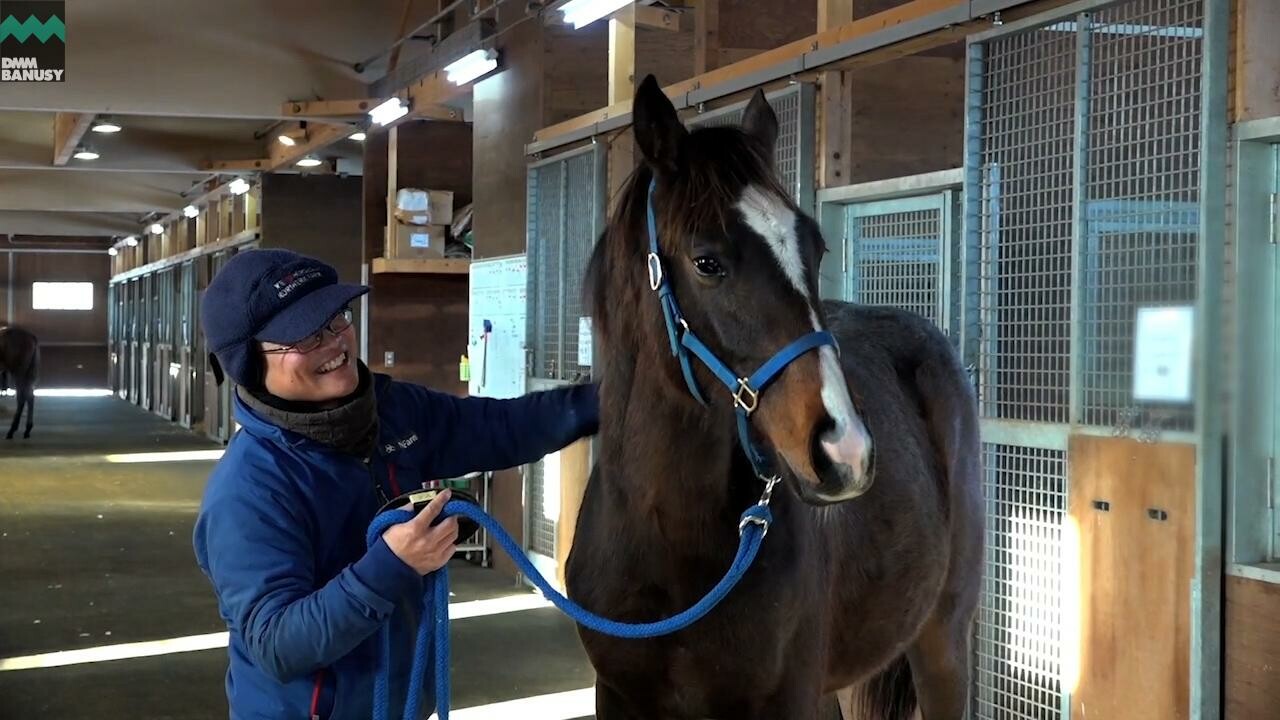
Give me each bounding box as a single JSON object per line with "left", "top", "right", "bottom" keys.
{"left": 193, "top": 373, "right": 598, "bottom": 719}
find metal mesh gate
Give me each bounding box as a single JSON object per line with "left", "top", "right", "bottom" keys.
{"left": 525, "top": 143, "right": 607, "bottom": 562}
{"left": 686, "top": 83, "right": 816, "bottom": 212}
{"left": 967, "top": 1, "right": 1208, "bottom": 718}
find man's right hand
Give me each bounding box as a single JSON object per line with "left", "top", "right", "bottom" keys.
{"left": 382, "top": 490, "right": 460, "bottom": 575}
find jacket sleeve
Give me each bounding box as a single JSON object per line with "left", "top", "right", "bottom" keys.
{"left": 399, "top": 382, "right": 599, "bottom": 479}
{"left": 195, "top": 477, "right": 422, "bottom": 683}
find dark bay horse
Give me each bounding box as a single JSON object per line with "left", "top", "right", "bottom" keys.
{"left": 564, "top": 75, "right": 983, "bottom": 720}
{"left": 0, "top": 325, "right": 38, "bottom": 439}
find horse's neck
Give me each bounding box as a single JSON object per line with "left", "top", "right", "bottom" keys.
{"left": 599, "top": 355, "right": 742, "bottom": 532}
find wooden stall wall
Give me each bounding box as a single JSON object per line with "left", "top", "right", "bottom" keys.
{"left": 2, "top": 237, "right": 112, "bottom": 387}
{"left": 367, "top": 119, "right": 473, "bottom": 396}
{"left": 260, "top": 174, "right": 364, "bottom": 285}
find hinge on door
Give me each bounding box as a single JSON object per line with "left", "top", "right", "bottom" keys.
{"left": 1270, "top": 192, "right": 1278, "bottom": 245}
{"left": 1268, "top": 456, "right": 1276, "bottom": 510}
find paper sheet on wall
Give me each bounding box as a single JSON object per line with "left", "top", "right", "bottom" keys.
{"left": 1132, "top": 305, "right": 1194, "bottom": 403}
{"left": 577, "top": 317, "right": 593, "bottom": 367}
{"left": 467, "top": 255, "right": 528, "bottom": 399}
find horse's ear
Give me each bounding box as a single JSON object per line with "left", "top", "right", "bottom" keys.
{"left": 632, "top": 74, "right": 686, "bottom": 175}
{"left": 741, "top": 89, "right": 778, "bottom": 159}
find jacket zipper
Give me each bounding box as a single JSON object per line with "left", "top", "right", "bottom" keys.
{"left": 309, "top": 669, "right": 325, "bottom": 719}
{"left": 366, "top": 455, "right": 390, "bottom": 506}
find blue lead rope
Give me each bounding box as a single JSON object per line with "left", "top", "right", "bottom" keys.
{"left": 365, "top": 498, "right": 773, "bottom": 720}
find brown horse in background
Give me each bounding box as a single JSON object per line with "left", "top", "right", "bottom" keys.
{"left": 0, "top": 326, "right": 39, "bottom": 439}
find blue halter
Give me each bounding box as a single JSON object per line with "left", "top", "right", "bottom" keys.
{"left": 645, "top": 177, "right": 838, "bottom": 480}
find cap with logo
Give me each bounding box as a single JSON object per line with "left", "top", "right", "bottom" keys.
{"left": 200, "top": 249, "right": 369, "bottom": 388}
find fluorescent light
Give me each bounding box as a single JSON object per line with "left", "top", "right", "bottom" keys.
{"left": 560, "top": 0, "right": 631, "bottom": 29}
{"left": 228, "top": 178, "right": 250, "bottom": 196}
{"left": 149, "top": 223, "right": 164, "bottom": 235}
{"left": 182, "top": 205, "right": 198, "bottom": 218}
{"left": 72, "top": 146, "right": 99, "bottom": 161}
{"left": 369, "top": 97, "right": 408, "bottom": 126}
{"left": 349, "top": 131, "right": 367, "bottom": 142}
{"left": 296, "top": 155, "right": 322, "bottom": 168}
{"left": 91, "top": 117, "right": 122, "bottom": 133}
{"left": 108, "top": 247, "right": 118, "bottom": 256}
{"left": 276, "top": 134, "right": 296, "bottom": 146}
{"left": 444, "top": 49, "right": 498, "bottom": 86}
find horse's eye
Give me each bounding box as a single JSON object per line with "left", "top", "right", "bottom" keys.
{"left": 693, "top": 256, "right": 724, "bottom": 277}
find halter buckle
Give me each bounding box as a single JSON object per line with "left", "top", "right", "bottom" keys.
{"left": 647, "top": 253, "right": 664, "bottom": 291}
{"left": 733, "top": 378, "right": 759, "bottom": 415}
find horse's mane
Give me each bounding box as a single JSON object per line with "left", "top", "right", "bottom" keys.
{"left": 584, "top": 125, "right": 792, "bottom": 352}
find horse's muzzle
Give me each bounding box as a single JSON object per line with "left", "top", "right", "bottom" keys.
{"left": 804, "top": 419, "right": 874, "bottom": 504}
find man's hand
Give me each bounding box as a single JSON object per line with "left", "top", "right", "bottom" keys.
{"left": 382, "top": 490, "right": 460, "bottom": 575}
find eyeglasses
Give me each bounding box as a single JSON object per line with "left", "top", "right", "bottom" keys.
{"left": 262, "top": 307, "right": 354, "bottom": 355}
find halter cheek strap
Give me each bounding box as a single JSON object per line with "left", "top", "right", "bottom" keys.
{"left": 645, "top": 177, "right": 838, "bottom": 478}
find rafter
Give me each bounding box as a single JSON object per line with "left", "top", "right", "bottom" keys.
{"left": 52, "top": 112, "right": 95, "bottom": 166}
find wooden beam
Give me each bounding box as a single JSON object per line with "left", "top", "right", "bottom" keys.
{"left": 268, "top": 122, "right": 356, "bottom": 171}
{"left": 203, "top": 158, "right": 272, "bottom": 172}
{"left": 282, "top": 98, "right": 385, "bottom": 118}
{"left": 609, "top": 5, "right": 637, "bottom": 106}
{"left": 388, "top": 0, "right": 417, "bottom": 75}
{"left": 52, "top": 112, "right": 95, "bottom": 166}
{"left": 818, "top": 0, "right": 854, "bottom": 188}
{"left": 694, "top": 0, "right": 719, "bottom": 75}
{"left": 532, "top": 0, "right": 1070, "bottom": 149}
{"left": 635, "top": 5, "right": 680, "bottom": 31}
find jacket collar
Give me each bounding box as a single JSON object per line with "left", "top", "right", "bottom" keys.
{"left": 232, "top": 371, "right": 393, "bottom": 454}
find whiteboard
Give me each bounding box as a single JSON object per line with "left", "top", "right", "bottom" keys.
{"left": 467, "top": 254, "right": 528, "bottom": 399}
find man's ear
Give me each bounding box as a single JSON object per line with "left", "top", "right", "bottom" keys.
{"left": 632, "top": 74, "right": 687, "bottom": 175}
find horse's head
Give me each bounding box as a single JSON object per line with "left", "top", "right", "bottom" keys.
{"left": 608, "top": 74, "right": 873, "bottom": 504}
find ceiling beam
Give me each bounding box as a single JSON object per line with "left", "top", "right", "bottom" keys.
{"left": 282, "top": 98, "right": 385, "bottom": 119}
{"left": 204, "top": 158, "right": 273, "bottom": 172}
{"left": 52, "top": 112, "right": 95, "bottom": 166}
{"left": 635, "top": 5, "right": 680, "bottom": 31}
{"left": 267, "top": 122, "right": 355, "bottom": 171}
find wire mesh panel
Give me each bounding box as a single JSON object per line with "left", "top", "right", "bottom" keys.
{"left": 973, "top": 444, "right": 1067, "bottom": 720}
{"left": 526, "top": 145, "right": 605, "bottom": 381}
{"left": 1079, "top": 0, "right": 1203, "bottom": 430}
{"left": 526, "top": 457, "right": 556, "bottom": 559}
{"left": 975, "top": 24, "right": 1077, "bottom": 424}
{"left": 846, "top": 198, "right": 946, "bottom": 326}
{"left": 686, "top": 84, "right": 815, "bottom": 210}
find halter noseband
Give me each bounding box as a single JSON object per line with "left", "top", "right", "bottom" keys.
{"left": 644, "top": 177, "right": 838, "bottom": 481}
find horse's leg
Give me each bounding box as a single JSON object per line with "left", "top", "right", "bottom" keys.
{"left": 6, "top": 389, "right": 23, "bottom": 440}
{"left": 21, "top": 384, "right": 33, "bottom": 438}
{"left": 904, "top": 610, "right": 973, "bottom": 720}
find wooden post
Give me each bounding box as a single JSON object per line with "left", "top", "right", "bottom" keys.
{"left": 819, "top": 0, "right": 853, "bottom": 188}
{"left": 607, "top": 4, "right": 638, "bottom": 205}
{"left": 694, "top": 0, "right": 720, "bottom": 76}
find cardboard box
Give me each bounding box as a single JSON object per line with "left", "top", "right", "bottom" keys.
{"left": 386, "top": 221, "right": 447, "bottom": 259}
{"left": 394, "top": 188, "right": 454, "bottom": 226}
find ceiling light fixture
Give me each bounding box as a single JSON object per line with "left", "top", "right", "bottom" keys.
{"left": 296, "top": 155, "right": 322, "bottom": 168}
{"left": 444, "top": 49, "right": 499, "bottom": 86}
{"left": 228, "top": 178, "right": 251, "bottom": 196}
{"left": 149, "top": 223, "right": 164, "bottom": 235}
{"left": 108, "top": 246, "right": 119, "bottom": 257}
{"left": 182, "top": 205, "right": 199, "bottom": 218}
{"left": 91, "top": 116, "right": 122, "bottom": 133}
{"left": 72, "top": 146, "right": 99, "bottom": 161}
{"left": 368, "top": 97, "right": 408, "bottom": 126}
{"left": 123, "top": 235, "right": 139, "bottom": 247}
{"left": 349, "top": 131, "right": 367, "bottom": 142}
{"left": 559, "top": 0, "right": 631, "bottom": 29}
{"left": 277, "top": 134, "right": 297, "bottom": 147}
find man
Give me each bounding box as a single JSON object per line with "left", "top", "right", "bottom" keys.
{"left": 192, "top": 248, "right": 598, "bottom": 719}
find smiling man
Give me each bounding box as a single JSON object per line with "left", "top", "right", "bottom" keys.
{"left": 192, "top": 248, "right": 598, "bottom": 719}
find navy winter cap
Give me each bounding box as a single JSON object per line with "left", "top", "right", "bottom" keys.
{"left": 200, "top": 249, "right": 368, "bottom": 388}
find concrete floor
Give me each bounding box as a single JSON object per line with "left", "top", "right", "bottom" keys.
{"left": 0, "top": 396, "right": 596, "bottom": 719}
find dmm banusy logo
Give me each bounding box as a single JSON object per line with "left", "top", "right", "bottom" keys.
{"left": 0, "top": 1, "right": 65, "bottom": 82}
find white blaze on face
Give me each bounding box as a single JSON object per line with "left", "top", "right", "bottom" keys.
{"left": 735, "top": 185, "right": 866, "bottom": 464}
